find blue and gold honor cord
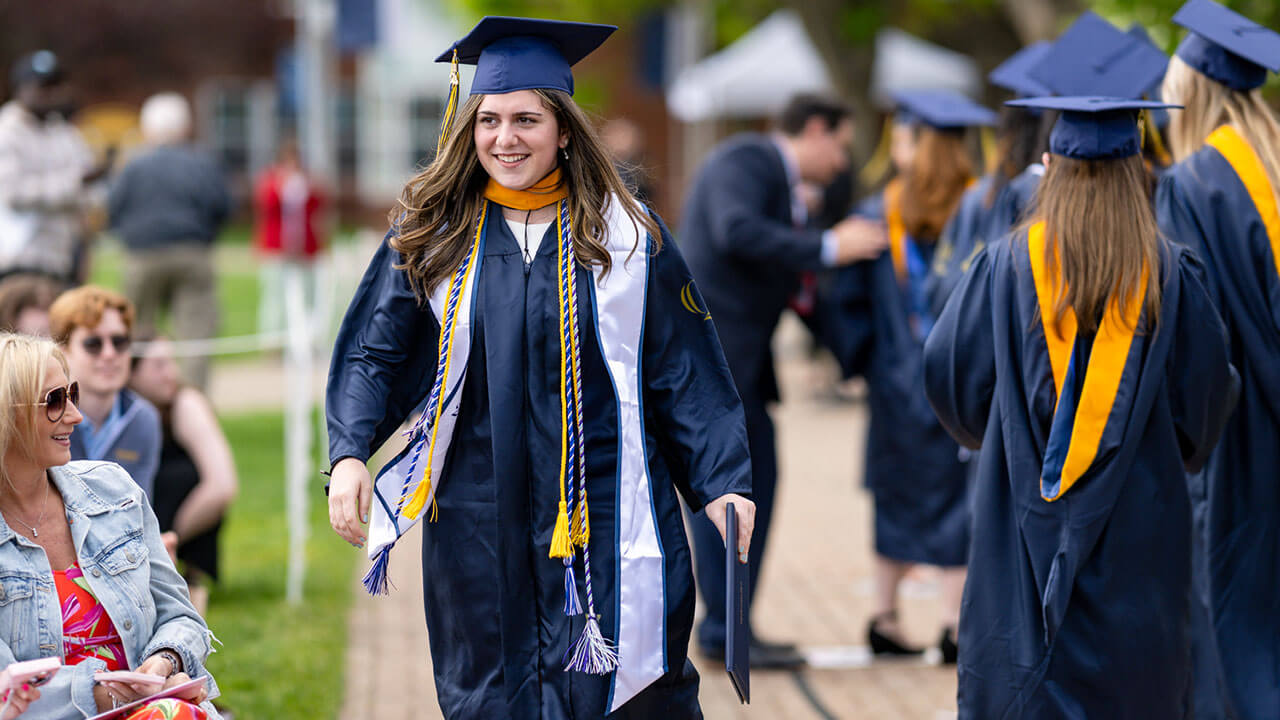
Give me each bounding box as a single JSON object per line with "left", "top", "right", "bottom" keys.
{"left": 398, "top": 204, "right": 488, "bottom": 521}
{"left": 550, "top": 200, "right": 618, "bottom": 674}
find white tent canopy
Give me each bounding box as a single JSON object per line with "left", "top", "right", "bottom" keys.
{"left": 666, "top": 13, "right": 985, "bottom": 123}
{"left": 868, "top": 28, "right": 983, "bottom": 108}
{"left": 667, "top": 10, "right": 832, "bottom": 123}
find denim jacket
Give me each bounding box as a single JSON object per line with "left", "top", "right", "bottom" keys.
{"left": 0, "top": 461, "right": 220, "bottom": 718}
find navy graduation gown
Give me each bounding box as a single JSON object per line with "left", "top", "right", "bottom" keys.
{"left": 1156, "top": 131, "right": 1280, "bottom": 720}
{"left": 327, "top": 207, "right": 751, "bottom": 719}
{"left": 822, "top": 187, "right": 970, "bottom": 567}
{"left": 925, "top": 166, "right": 1041, "bottom": 318}
{"left": 924, "top": 238, "right": 1236, "bottom": 719}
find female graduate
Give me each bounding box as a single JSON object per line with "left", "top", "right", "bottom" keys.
{"left": 824, "top": 90, "right": 994, "bottom": 662}
{"left": 924, "top": 96, "right": 1237, "bottom": 718}
{"left": 924, "top": 44, "right": 1051, "bottom": 317}
{"left": 324, "top": 18, "right": 754, "bottom": 719}
{"left": 1154, "top": 2, "right": 1280, "bottom": 717}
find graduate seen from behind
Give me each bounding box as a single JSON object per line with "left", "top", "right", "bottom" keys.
{"left": 1154, "top": 1, "right": 1280, "bottom": 717}
{"left": 325, "top": 17, "right": 755, "bottom": 720}
{"left": 923, "top": 96, "right": 1237, "bottom": 719}
{"left": 823, "top": 89, "right": 995, "bottom": 663}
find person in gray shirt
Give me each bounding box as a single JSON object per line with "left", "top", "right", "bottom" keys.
{"left": 108, "top": 92, "right": 229, "bottom": 390}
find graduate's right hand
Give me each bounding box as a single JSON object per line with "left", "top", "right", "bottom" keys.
{"left": 829, "top": 216, "right": 889, "bottom": 264}
{"left": 329, "top": 457, "right": 372, "bottom": 547}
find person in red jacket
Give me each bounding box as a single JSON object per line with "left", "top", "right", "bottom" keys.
{"left": 252, "top": 138, "right": 329, "bottom": 338}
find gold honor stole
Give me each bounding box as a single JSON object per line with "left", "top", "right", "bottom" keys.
{"left": 885, "top": 176, "right": 977, "bottom": 284}
{"left": 1206, "top": 125, "right": 1280, "bottom": 284}
{"left": 1028, "top": 221, "right": 1147, "bottom": 501}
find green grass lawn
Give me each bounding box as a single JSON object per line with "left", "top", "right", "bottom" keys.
{"left": 202, "top": 411, "right": 355, "bottom": 719}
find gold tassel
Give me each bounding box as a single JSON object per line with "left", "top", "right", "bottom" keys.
{"left": 858, "top": 115, "right": 895, "bottom": 188}
{"left": 571, "top": 497, "right": 590, "bottom": 547}
{"left": 436, "top": 49, "right": 460, "bottom": 158}
{"left": 400, "top": 471, "right": 432, "bottom": 520}
{"left": 979, "top": 126, "right": 997, "bottom": 174}
{"left": 1143, "top": 110, "right": 1172, "bottom": 167}
{"left": 550, "top": 500, "right": 573, "bottom": 558}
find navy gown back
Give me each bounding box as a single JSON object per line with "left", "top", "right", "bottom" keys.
{"left": 1156, "top": 124, "right": 1280, "bottom": 720}
{"left": 924, "top": 233, "right": 1236, "bottom": 719}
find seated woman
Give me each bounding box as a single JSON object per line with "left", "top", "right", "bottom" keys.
{"left": 128, "top": 335, "right": 238, "bottom": 614}
{"left": 0, "top": 332, "right": 220, "bottom": 718}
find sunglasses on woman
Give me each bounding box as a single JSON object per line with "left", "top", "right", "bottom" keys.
{"left": 81, "top": 334, "right": 131, "bottom": 356}
{"left": 18, "top": 381, "right": 80, "bottom": 423}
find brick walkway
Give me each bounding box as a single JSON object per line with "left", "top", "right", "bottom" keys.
{"left": 334, "top": 326, "right": 959, "bottom": 719}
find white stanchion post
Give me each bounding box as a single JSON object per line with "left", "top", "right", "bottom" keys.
{"left": 283, "top": 264, "right": 312, "bottom": 605}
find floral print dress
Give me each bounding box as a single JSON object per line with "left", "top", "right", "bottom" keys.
{"left": 55, "top": 564, "right": 208, "bottom": 720}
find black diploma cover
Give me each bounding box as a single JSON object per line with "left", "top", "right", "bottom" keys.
{"left": 725, "top": 503, "right": 750, "bottom": 703}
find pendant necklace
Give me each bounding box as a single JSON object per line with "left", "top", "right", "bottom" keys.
{"left": 522, "top": 208, "right": 534, "bottom": 265}
{"left": 4, "top": 477, "right": 50, "bottom": 538}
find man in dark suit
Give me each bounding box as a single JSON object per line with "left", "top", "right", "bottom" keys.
{"left": 680, "top": 94, "right": 886, "bottom": 666}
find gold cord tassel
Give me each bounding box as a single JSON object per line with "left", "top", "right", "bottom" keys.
{"left": 551, "top": 502, "right": 573, "bottom": 558}
{"left": 571, "top": 497, "right": 590, "bottom": 547}
{"left": 436, "top": 49, "right": 460, "bottom": 158}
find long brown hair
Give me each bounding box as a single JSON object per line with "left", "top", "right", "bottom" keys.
{"left": 899, "top": 128, "right": 973, "bottom": 241}
{"left": 1030, "top": 154, "right": 1162, "bottom": 336}
{"left": 390, "top": 89, "right": 660, "bottom": 299}
{"left": 1164, "top": 55, "right": 1280, "bottom": 211}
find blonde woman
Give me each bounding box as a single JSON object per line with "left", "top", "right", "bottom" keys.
{"left": 0, "top": 333, "right": 219, "bottom": 718}
{"left": 1154, "top": 2, "right": 1280, "bottom": 718}
{"left": 325, "top": 18, "right": 753, "bottom": 719}
{"left": 925, "top": 97, "right": 1236, "bottom": 718}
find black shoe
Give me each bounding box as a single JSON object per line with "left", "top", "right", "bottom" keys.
{"left": 867, "top": 614, "right": 924, "bottom": 656}
{"left": 939, "top": 626, "right": 958, "bottom": 665}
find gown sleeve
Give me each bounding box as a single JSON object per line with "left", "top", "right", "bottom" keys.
{"left": 923, "top": 245, "right": 998, "bottom": 450}
{"left": 643, "top": 214, "right": 753, "bottom": 512}
{"left": 1166, "top": 249, "right": 1239, "bottom": 472}
{"left": 326, "top": 234, "right": 440, "bottom": 468}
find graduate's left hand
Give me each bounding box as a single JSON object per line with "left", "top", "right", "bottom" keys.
{"left": 705, "top": 494, "right": 754, "bottom": 564}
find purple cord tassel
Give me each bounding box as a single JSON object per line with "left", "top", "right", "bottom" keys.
{"left": 565, "top": 615, "right": 618, "bottom": 674}
{"left": 563, "top": 559, "right": 583, "bottom": 616}
{"left": 362, "top": 545, "right": 393, "bottom": 596}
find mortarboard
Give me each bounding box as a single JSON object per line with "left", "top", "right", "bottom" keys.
{"left": 1031, "top": 12, "right": 1169, "bottom": 99}
{"left": 989, "top": 42, "right": 1054, "bottom": 98}
{"left": 1007, "top": 96, "right": 1181, "bottom": 160}
{"left": 435, "top": 16, "right": 616, "bottom": 97}
{"left": 893, "top": 89, "right": 998, "bottom": 131}
{"left": 1173, "top": 0, "right": 1280, "bottom": 91}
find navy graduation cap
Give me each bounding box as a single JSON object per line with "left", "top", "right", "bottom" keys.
{"left": 989, "top": 42, "right": 1054, "bottom": 97}
{"left": 1007, "top": 96, "right": 1181, "bottom": 160}
{"left": 1173, "top": 0, "right": 1280, "bottom": 91}
{"left": 1031, "top": 11, "right": 1169, "bottom": 99}
{"left": 435, "top": 16, "right": 616, "bottom": 96}
{"left": 893, "top": 89, "right": 998, "bottom": 131}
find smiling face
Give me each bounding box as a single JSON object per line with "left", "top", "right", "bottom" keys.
{"left": 28, "top": 361, "right": 81, "bottom": 470}
{"left": 63, "top": 309, "right": 131, "bottom": 397}
{"left": 474, "top": 90, "right": 568, "bottom": 191}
